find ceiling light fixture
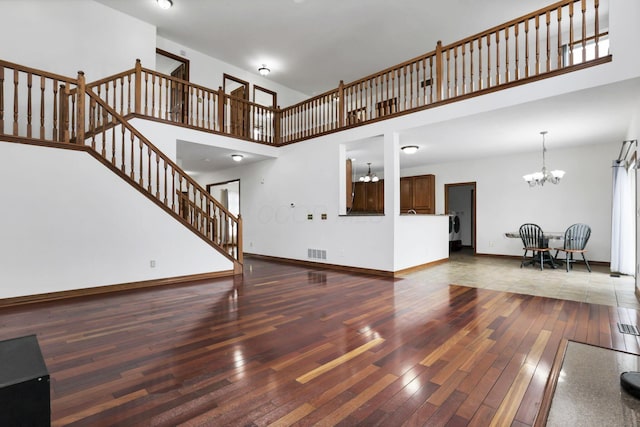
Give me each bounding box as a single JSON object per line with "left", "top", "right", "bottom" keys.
{"left": 156, "top": 0, "right": 173, "bottom": 10}
{"left": 231, "top": 154, "right": 244, "bottom": 162}
{"left": 523, "top": 131, "right": 565, "bottom": 187}
{"left": 258, "top": 64, "right": 270, "bottom": 76}
{"left": 401, "top": 145, "right": 419, "bottom": 154}
{"left": 359, "top": 163, "right": 379, "bottom": 183}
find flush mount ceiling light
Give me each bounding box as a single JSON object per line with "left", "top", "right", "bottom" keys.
{"left": 523, "top": 131, "right": 565, "bottom": 187}
{"left": 359, "top": 163, "right": 379, "bottom": 183}
{"left": 258, "top": 64, "right": 270, "bottom": 76}
{"left": 401, "top": 145, "right": 419, "bottom": 154}
{"left": 156, "top": 0, "right": 173, "bottom": 9}
{"left": 231, "top": 154, "right": 244, "bottom": 162}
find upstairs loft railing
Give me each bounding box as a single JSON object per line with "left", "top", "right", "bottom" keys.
{"left": 45, "top": 0, "right": 609, "bottom": 147}
{"left": 0, "top": 61, "right": 243, "bottom": 266}
{"left": 0, "top": 60, "right": 79, "bottom": 144}
{"left": 84, "top": 61, "right": 278, "bottom": 145}
{"left": 280, "top": 0, "right": 609, "bottom": 143}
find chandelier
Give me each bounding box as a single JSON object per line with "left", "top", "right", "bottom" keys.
{"left": 523, "top": 131, "right": 565, "bottom": 187}
{"left": 359, "top": 163, "right": 379, "bottom": 182}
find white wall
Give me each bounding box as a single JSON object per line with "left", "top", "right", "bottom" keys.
{"left": 395, "top": 216, "right": 449, "bottom": 271}
{"left": 0, "top": 142, "right": 233, "bottom": 299}
{"left": 156, "top": 37, "right": 310, "bottom": 108}
{"left": 402, "top": 142, "right": 618, "bottom": 263}
{"left": 2, "top": 0, "right": 156, "bottom": 81}
{"left": 197, "top": 135, "right": 398, "bottom": 271}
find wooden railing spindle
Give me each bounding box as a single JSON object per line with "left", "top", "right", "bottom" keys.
{"left": 486, "top": 34, "right": 491, "bottom": 88}
{"left": 13, "top": 69, "right": 19, "bottom": 136}
{"left": 546, "top": 11, "right": 551, "bottom": 72}
{"left": 594, "top": 0, "right": 600, "bottom": 58}
{"left": 557, "top": 7, "right": 563, "bottom": 69}
{"left": 0, "top": 66, "right": 4, "bottom": 134}
{"left": 535, "top": 15, "right": 540, "bottom": 75}
{"left": 515, "top": 23, "right": 520, "bottom": 80}
{"left": 581, "top": 0, "right": 587, "bottom": 64}
{"left": 39, "top": 76, "right": 45, "bottom": 139}
{"left": 504, "top": 27, "right": 509, "bottom": 83}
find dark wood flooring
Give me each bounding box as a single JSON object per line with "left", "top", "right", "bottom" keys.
{"left": 1, "top": 257, "right": 638, "bottom": 426}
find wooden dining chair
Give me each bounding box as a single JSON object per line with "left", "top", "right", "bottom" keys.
{"left": 519, "top": 223, "right": 555, "bottom": 270}
{"left": 554, "top": 223, "right": 592, "bottom": 272}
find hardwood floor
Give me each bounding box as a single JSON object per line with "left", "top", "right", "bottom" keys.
{"left": 1, "top": 257, "right": 639, "bottom": 426}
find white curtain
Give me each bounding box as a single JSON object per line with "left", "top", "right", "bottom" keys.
{"left": 611, "top": 160, "right": 636, "bottom": 275}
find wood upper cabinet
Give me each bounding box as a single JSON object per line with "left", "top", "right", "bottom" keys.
{"left": 400, "top": 178, "right": 413, "bottom": 211}
{"left": 351, "top": 180, "right": 384, "bottom": 213}
{"left": 400, "top": 174, "right": 435, "bottom": 214}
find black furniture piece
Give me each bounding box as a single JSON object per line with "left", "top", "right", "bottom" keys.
{"left": 519, "top": 223, "right": 556, "bottom": 270}
{"left": 0, "top": 334, "right": 50, "bottom": 426}
{"left": 554, "top": 223, "right": 592, "bottom": 272}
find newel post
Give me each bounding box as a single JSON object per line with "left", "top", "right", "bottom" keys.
{"left": 338, "top": 80, "right": 345, "bottom": 128}
{"left": 134, "top": 59, "right": 142, "bottom": 115}
{"left": 236, "top": 214, "right": 243, "bottom": 266}
{"left": 217, "top": 86, "right": 225, "bottom": 133}
{"left": 76, "top": 71, "right": 85, "bottom": 144}
{"left": 274, "top": 106, "right": 281, "bottom": 145}
{"left": 435, "top": 40, "right": 443, "bottom": 102}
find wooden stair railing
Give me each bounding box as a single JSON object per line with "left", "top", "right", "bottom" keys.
{"left": 0, "top": 59, "right": 79, "bottom": 145}
{"left": 77, "top": 80, "right": 242, "bottom": 267}
{"left": 0, "top": 59, "right": 242, "bottom": 269}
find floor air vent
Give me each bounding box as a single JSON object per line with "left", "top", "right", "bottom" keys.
{"left": 617, "top": 323, "right": 640, "bottom": 336}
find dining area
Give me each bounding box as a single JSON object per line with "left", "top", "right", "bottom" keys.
{"left": 504, "top": 223, "right": 592, "bottom": 272}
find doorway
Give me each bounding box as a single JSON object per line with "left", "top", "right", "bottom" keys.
{"left": 207, "top": 179, "right": 240, "bottom": 217}
{"left": 156, "top": 49, "right": 189, "bottom": 124}
{"left": 223, "top": 74, "right": 250, "bottom": 138}
{"left": 444, "top": 182, "right": 476, "bottom": 254}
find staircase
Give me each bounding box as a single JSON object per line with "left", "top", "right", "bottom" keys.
{"left": 0, "top": 59, "right": 243, "bottom": 273}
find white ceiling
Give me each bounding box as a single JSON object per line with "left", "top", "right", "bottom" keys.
{"left": 92, "top": 0, "right": 638, "bottom": 175}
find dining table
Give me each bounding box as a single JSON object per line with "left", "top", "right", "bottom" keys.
{"left": 504, "top": 231, "right": 564, "bottom": 240}
{"left": 505, "top": 230, "right": 566, "bottom": 268}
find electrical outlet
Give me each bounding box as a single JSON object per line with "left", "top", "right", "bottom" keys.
{"left": 150, "top": 260, "right": 156, "bottom": 268}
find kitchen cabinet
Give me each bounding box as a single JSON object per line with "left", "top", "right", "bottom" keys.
{"left": 351, "top": 180, "right": 384, "bottom": 213}
{"left": 400, "top": 174, "right": 435, "bottom": 214}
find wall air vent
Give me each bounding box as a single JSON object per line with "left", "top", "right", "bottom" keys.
{"left": 307, "top": 249, "right": 327, "bottom": 260}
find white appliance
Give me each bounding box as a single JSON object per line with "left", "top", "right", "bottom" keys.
{"left": 449, "top": 211, "right": 462, "bottom": 250}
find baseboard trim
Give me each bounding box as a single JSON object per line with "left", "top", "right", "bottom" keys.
{"left": 393, "top": 258, "right": 449, "bottom": 276}
{"left": 244, "top": 253, "right": 449, "bottom": 278}
{"left": 245, "top": 253, "right": 397, "bottom": 277}
{"left": 474, "top": 252, "right": 610, "bottom": 267}
{"left": 0, "top": 270, "right": 235, "bottom": 308}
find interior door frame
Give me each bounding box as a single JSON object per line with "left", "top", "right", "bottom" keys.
{"left": 253, "top": 85, "right": 277, "bottom": 108}
{"left": 156, "top": 48, "right": 190, "bottom": 123}
{"left": 207, "top": 179, "right": 241, "bottom": 216}
{"left": 444, "top": 181, "right": 477, "bottom": 254}
{"left": 223, "top": 74, "right": 250, "bottom": 137}
{"left": 156, "top": 48, "right": 190, "bottom": 81}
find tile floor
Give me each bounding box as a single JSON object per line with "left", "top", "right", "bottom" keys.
{"left": 401, "top": 249, "right": 640, "bottom": 310}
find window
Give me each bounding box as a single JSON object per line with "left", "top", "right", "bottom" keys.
{"left": 563, "top": 37, "right": 609, "bottom": 66}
